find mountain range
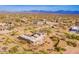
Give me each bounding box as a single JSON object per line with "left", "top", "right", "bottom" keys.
{"left": 30, "top": 10, "right": 79, "bottom": 14}
{"left": 0, "top": 10, "right": 79, "bottom": 14}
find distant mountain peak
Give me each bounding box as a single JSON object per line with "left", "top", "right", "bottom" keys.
{"left": 29, "top": 10, "right": 79, "bottom": 14}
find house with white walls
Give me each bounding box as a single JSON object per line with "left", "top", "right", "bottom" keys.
{"left": 19, "top": 32, "right": 46, "bottom": 45}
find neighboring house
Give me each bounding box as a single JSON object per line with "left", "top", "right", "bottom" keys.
{"left": 69, "top": 26, "right": 79, "bottom": 33}
{"left": 32, "top": 19, "right": 59, "bottom": 27}
{"left": 19, "top": 32, "right": 46, "bottom": 45}
{"left": 69, "top": 22, "right": 79, "bottom": 33}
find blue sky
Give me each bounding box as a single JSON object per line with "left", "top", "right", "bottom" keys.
{"left": 0, "top": 5, "right": 79, "bottom": 12}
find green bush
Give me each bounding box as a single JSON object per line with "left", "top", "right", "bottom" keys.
{"left": 66, "top": 41, "right": 77, "bottom": 47}
{"left": 65, "top": 32, "right": 79, "bottom": 40}
{"left": 54, "top": 47, "right": 66, "bottom": 52}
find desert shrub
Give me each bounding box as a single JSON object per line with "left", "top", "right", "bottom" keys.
{"left": 36, "top": 50, "right": 48, "bottom": 54}
{"left": 65, "top": 32, "right": 79, "bottom": 40}
{"left": 41, "top": 27, "right": 52, "bottom": 35}
{"left": 15, "top": 18, "right": 20, "bottom": 22}
{"left": 50, "top": 36, "right": 59, "bottom": 41}
{"left": 9, "top": 46, "right": 18, "bottom": 53}
{"left": 10, "top": 31, "right": 19, "bottom": 36}
{"left": 66, "top": 41, "right": 77, "bottom": 47}
{"left": 54, "top": 47, "right": 66, "bottom": 52}
{"left": 23, "top": 51, "right": 34, "bottom": 54}
{"left": 3, "top": 36, "right": 14, "bottom": 45}
{"left": 54, "top": 39, "right": 60, "bottom": 47}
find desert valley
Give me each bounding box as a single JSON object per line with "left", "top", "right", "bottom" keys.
{"left": 0, "top": 13, "right": 79, "bottom": 54}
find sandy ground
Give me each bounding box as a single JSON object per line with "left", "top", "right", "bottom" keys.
{"left": 64, "top": 46, "right": 79, "bottom": 54}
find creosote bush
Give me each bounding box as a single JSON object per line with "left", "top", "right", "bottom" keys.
{"left": 65, "top": 32, "right": 79, "bottom": 40}
{"left": 66, "top": 41, "right": 77, "bottom": 47}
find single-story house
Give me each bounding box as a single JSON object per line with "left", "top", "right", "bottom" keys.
{"left": 19, "top": 32, "right": 45, "bottom": 45}
{"left": 69, "top": 26, "right": 79, "bottom": 33}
